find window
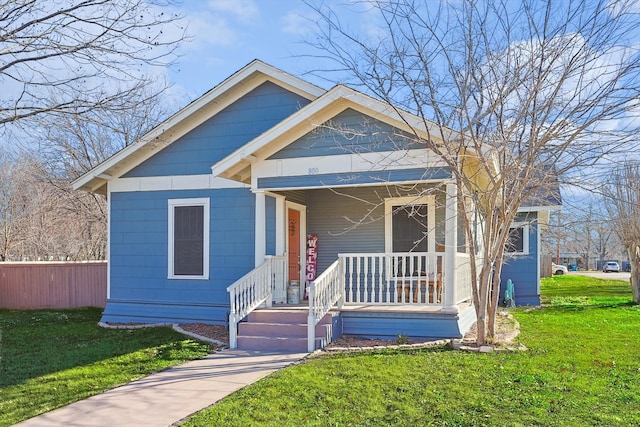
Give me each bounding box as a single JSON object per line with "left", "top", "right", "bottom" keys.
{"left": 506, "top": 223, "right": 529, "bottom": 255}
{"left": 392, "top": 204, "right": 429, "bottom": 252}
{"left": 385, "top": 196, "right": 436, "bottom": 253}
{"left": 168, "top": 198, "right": 209, "bottom": 279}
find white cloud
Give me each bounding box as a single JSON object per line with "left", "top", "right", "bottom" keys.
{"left": 282, "top": 10, "right": 312, "bottom": 36}
{"left": 176, "top": 0, "right": 264, "bottom": 52}
{"left": 182, "top": 12, "right": 238, "bottom": 49}
{"left": 607, "top": 0, "right": 640, "bottom": 17}
{"left": 208, "top": 0, "right": 259, "bottom": 23}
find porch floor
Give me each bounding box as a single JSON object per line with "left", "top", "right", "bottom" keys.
{"left": 271, "top": 302, "right": 473, "bottom": 314}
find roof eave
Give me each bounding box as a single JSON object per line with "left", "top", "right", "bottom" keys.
{"left": 211, "top": 85, "right": 450, "bottom": 181}
{"left": 73, "top": 60, "right": 326, "bottom": 193}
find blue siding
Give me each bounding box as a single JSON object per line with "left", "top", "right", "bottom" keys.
{"left": 307, "top": 188, "right": 384, "bottom": 272}
{"left": 341, "top": 304, "right": 476, "bottom": 340}
{"left": 105, "top": 188, "right": 256, "bottom": 324}
{"left": 500, "top": 215, "right": 540, "bottom": 306}
{"left": 306, "top": 186, "right": 447, "bottom": 272}
{"left": 101, "top": 300, "right": 229, "bottom": 325}
{"left": 258, "top": 167, "right": 451, "bottom": 190}
{"left": 269, "top": 108, "right": 423, "bottom": 159}
{"left": 125, "top": 82, "right": 311, "bottom": 177}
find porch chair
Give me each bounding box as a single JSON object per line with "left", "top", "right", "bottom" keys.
{"left": 415, "top": 244, "right": 444, "bottom": 304}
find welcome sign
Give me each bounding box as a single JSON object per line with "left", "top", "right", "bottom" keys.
{"left": 304, "top": 234, "right": 318, "bottom": 300}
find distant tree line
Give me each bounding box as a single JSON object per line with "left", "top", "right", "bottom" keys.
{"left": 0, "top": 0, "right": 185, "bottom": 261}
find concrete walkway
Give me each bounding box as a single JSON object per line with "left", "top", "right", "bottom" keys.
{"left": 14, "top": 349, "right": 307, "bottom": 427}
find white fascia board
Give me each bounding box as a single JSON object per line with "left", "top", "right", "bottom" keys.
{"left": 211, "top": 85, "right": 449, "bottom": 178}
{"left": 109, "top": 175, "right": 250, "bottom": 193}
{"left": 252, "top": 149, "right": 447, "bottom": 179}
{"left": 517, "top": 205, "right": 562, "bottom": 212}
{"left": 344, "top": 93, "right": 448, "bottom": 144}
{"left": 73, "top": 60, "right": 326, "bottom": 192}
{"left": 211, "top": 86, "right": 352, "bottom": 176}
{"left": 251, "top": 60, "right": 326, "bottom": 99}
{"left": 257, "top": 178, "right": 448, "bottom": 192}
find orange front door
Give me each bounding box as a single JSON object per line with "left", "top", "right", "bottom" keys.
{"left": 288, "top": 208, "right": 300, "bottom": 284}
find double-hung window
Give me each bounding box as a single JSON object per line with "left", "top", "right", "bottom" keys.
{"left": 384, "top": 196, "right": 436, "bottom": 277}
{"left": 385, "top": 196, "right": 436, "bottom": 254}
{"left": 168, "top": 198, "right": 210, "bottom": 279}
{"left": 505, "top": 223, "right": 529, "bottom": 255}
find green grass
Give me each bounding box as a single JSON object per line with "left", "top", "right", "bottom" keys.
{"left": 0, "top": 308, "right": 211, "bottom": 427}
{"left": 541, "top": 274, "right": 634, "bottom": 307}
{"left": 182, "top": 275, "right": 640, "bottom": 426}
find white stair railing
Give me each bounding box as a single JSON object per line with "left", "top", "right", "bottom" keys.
{"left": 307, "top": 259, "right": 344, "bottom": 352}
{"left": 227, "top": 256, "right": 285, "bottom": 349}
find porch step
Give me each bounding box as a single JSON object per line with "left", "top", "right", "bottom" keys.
{"left": 238, "top": 321, "right": 331, "bottom": 338}
{"left": 237, "top": 336, "right": 326, "bottom": 353}
{"left": 236, "top": 309, "right": 340, "bottom": 352}
{"left": 246, "top": 309, "right": 310, "bottom": 324}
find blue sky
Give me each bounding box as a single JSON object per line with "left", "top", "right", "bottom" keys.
{"left": 162, "top": 0, "right": 639, "bottom": 219}
{"left": 166, "top": 0, "right": 337, "bottom": 100}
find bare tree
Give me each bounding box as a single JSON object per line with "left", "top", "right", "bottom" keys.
{"left": 28, "top": 84, "right": 176, "bottom": 260}
{"left": 307, "top": 0, "right": 640, "bottom": 343}
{"left": 0, "top": 153, "right": 30, "bottom": 261}
{"left": 605, "top": 162, "right": 640, "bottom": 302}
{"left": 0, "top": 150, "right": 108, "bottom": 261}
{"left": 0, "top": 0, "right": 185, "bottom": 128}
{"left": 35, "top": 84, "right": 175, "bottom": 179}
{"left": 0, "top": 79, "right": 176, "bottom": 261}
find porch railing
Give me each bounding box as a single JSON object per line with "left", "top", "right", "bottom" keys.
{"left": 454, "top": 253, "right": 474, "bottom": 304}
{"left": 339, "top": 252, "right": 445, "bottom": 305}
{"left": 267, "top": 255, "right": 288, "bottom": 304}
{"left": 307, "top": 259, "right": 344, "bottom": 352}
{"left": 227, "top": 256, "right": 286, "bottom": 349}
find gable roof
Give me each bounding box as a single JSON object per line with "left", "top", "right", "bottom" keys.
{"left": 211, "top": 84, "right": 452, "bottom": 182}
{"left": 519, "top": 168, "right": 563, "bottom": 212}
{"left": 73, "top": 60, "right": 326, "bottom": 193}
{"left": 74, "top": 60, "right": 505, "bottom": 198}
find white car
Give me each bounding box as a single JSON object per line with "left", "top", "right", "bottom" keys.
{"left": 552, "top": 263, "right": 568, "bottom": 275}
{"left": 603, "top": 262, "right": 620, "bottom": 273}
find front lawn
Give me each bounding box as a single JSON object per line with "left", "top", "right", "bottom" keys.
{"left": 0, "top": 308, "right": 211, "bottom": 426}
{"left": 181, "top": 275, "right": 640, "bottom": 426}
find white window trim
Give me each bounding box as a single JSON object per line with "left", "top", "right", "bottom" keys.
{"left": 506, "top": 222, "right": 530, "bottom": 255}
{"left": 168, "top": 197, "right": 210, "bottom": 280}
{"left": 384, "top": 196, "right": 436, "bottom": 253}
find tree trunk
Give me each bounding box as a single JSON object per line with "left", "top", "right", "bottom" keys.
{"left": 630, "top": 244, "right": 640, "bottom": 303}
{"left": 475, "top": 262, "right": 493, "bottom": 346}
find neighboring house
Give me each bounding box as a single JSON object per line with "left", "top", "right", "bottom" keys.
{"left": 74, "top": 60, "right": 560, "bottom": 351}
{"left": 557, "top": 253, "right": 597, "bottom": 271}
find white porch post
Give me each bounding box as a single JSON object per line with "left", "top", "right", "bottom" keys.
{"left": 275, "top": 194, "right": 286, "bottom": 256}
{"left": 254, "top": 190, "right": 266, "bottom": 267}
{"left": 443, "top": 182, "right": 459, "bottom": 313}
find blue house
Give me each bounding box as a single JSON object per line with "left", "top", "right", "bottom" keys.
{"left": 74, "top": 60, "right": 559, "bottom": 351}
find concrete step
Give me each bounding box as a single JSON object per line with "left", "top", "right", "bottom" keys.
{"left": 247, "top": 309, "right": 336, "bottom": 325}
{"left": 238, "top": 321, "right": 330, "bottom": 339}
{"left": 237, "top": 336, "right": 325, "bottom": 352}
{"left": 246, "top": 309, "right": 308, "bottom": 324}
{"left": 236, "top": 309, "right": 341, "bottom": 352}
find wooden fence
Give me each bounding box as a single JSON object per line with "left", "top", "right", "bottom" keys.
{"left": 0, "top": 262, "right": 107, "bottom": 309}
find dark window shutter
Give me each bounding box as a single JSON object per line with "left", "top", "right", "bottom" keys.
{"left": 174, "top": 205, "right": 204, "bottom": 276}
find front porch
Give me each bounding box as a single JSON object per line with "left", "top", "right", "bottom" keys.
{"left": 227, "top": 251, "right": 475, "bottom": 352}
{"left": 228, "top": 177, "right": 477, "bottom": 352}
